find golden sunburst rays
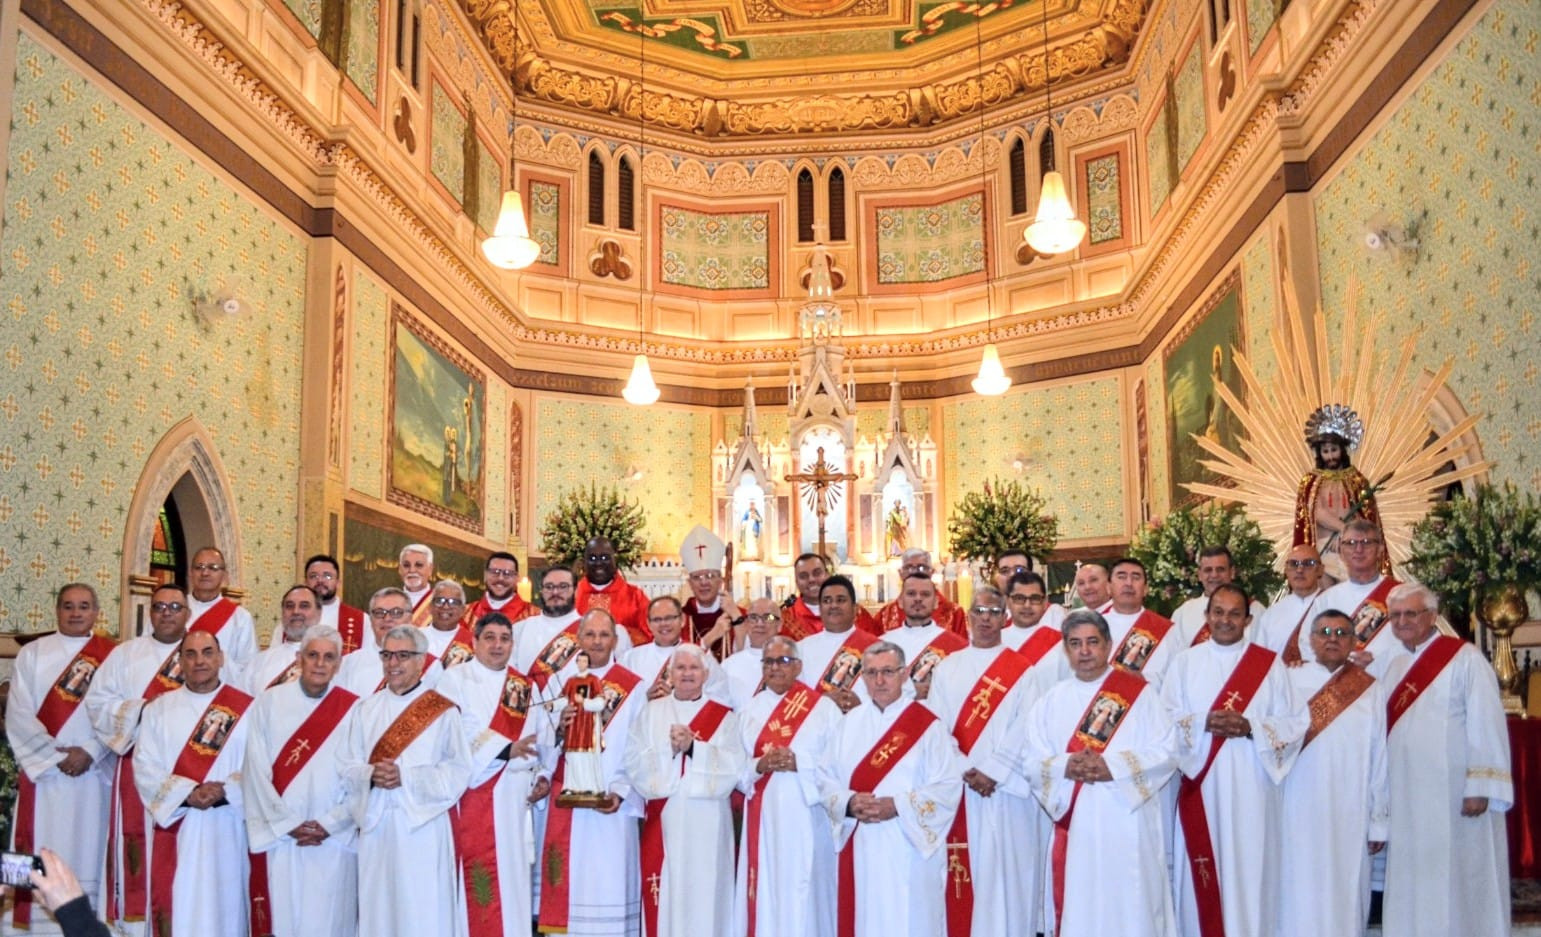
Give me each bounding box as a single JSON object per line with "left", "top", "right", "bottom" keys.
{"left": 1185, "top": 279, "right": 1490, "bottom": 569}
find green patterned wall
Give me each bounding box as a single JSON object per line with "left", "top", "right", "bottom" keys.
{"left": 484, "top": 381, "right": 508, "bottom": 543}
{"left": 875, "top": 193, "right": 984, "bottom": 285}
{"left": 1174, "top": 45, "right": 1206, "bottom": 171}
{"left": 349, "top": 269, "right": 389, "bottom": 499}
{"left": 1240, "top": 232, "right": 1279, "bottom": 386}
{"left": 532, "top": 398, "right": 712, "bottom": 556}
{"left": 942, "top": 376, "right": 1126, "bottom": 541}
{"left": 1147, "top": 103, "right": 1174, "bottom": 217}
{"left": 430, "top": 83, "right": 466, "bottom": 205}
{"left": 659, "top": 206, "right": 770, "bottom": 290}
{"left": 1313, "top": 1, "right": 1541, "bottom": 491}
{"left": 1145, "top": 358, "right": 1170, "bottom": 518}
{"left": 1246, "top": 0, "right": 1276, "bottom": 55}
{"left": 1085, "top": 154, "right": 1123, "bottom": 245}
{"left": 474, "top": 136, "right": 500, "bottom": 234}
{"left": 281, "top": 0, "right": 324, "bottom": 39}
{"left": 343, "top": 0, "right": 380, "bottom": 105}
{"left": 1, "top": 33, "right": 306, "bottom": 631}
{"left": 531, "top": 181, "right": 560, "bottom": 265}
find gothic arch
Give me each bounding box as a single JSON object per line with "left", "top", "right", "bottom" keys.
{"left": 1424, "top": 380, "right": 1489, "bottom": 495}
{"left": 118, "top": 418, "right": 243, "bottom": 637}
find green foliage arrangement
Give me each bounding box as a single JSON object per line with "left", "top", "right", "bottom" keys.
{"left": 539, "top": 483, "right": 648, "bottom": 571}
{"left": 1129, "top": 502, "right": 1283, "bottom": 617}
{"left": 1406, "top": 482, "right": 1541, "bottom": 618}
{"left": 947, "top": 478, "right": 1059, "bottom": 567}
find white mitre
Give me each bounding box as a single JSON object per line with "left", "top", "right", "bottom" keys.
{"left": 680, "top": 524, "right": 725, "bottom": 574}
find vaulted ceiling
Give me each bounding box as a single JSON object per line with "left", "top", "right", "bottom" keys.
{"left": 460, "top": 0, "right": 1145, "bottom": 139}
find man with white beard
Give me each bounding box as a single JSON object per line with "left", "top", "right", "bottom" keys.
{"left": 245, "top": 586, "right": 323, "bottom": 693}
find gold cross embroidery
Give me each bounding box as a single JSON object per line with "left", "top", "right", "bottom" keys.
{"left": 781, "top": 691, "right": 811, "bottom": 722}
{"left": 947, "top": 844, "right": 971, "bottom": 896}
{"left": 1221, "top": 691, "right": 1244, "bottom": 712}
{"left": 1396, "top": 683, "right": 1419, "bottom": 710}
{"left": 870, "top": 734, "right": 907, "bottom": 767}
{"left": 282, "top": 738, "right": 311, "bottom": 767}
{"left": 964, "top": 676, "right": 1007, "bottom": 728}
{"left": 1194, "top": 856, "right": 1214, "bottom": 888}
{"left": 648, "top": 873, "right": 661, "bottom": 903}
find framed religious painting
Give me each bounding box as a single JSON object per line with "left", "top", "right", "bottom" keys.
{"left": 340, "top": 503, "right": 487, "bottom": 609}
{"left": 1163, "top": 273, "right": 1245, "bottom": 508}
{"left": 386, "top": 306, "right": 486, "bottom": 533}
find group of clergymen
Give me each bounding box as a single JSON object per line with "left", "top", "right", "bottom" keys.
{"left": 2, "top": 514, "right": 1513, "bottom": 937}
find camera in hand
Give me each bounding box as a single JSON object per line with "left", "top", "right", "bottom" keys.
{"left": 0, "top": 851, "right": 42, "bottom": 888}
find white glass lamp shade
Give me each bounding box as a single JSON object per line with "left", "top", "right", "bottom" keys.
{"left": 1023, "top": 170, "right": 1087, "bottom": 256}
{"left": 971, "top": 343, "right": 1012, "bottom": 396}
{"left": 622, "top": 353, "right": 661, "bottom": 406}
{"left": 482, "top": 191, "right": 542, "bottom": 270}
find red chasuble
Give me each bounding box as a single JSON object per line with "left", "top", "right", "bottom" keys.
{"left": 744, "top": 683, "right": 822, "bottom": 937}
{"left": 837, "top": 703, "right": 939, "bottom": 937}
{"left": 943, "top": 649, "right": 1032, "bottom": 936}
{"left": 640, "top": 699, "right": 732, "bottom": 937}
{"left": 452, "top": 668, "right": 534, "bottom": 937}
{"left": 877, "top": 594, "right": 969, "bottom": 638}
{"left": 149, "top": 685, "right": 255, "bottom": 937}
{"left": 13, "top": 634, "right": 114, "bottom": 926}
{"left": 464, "top": 595, "right": 537, "bottom": 630}
{"left": 1175, "top": 644, "right": 1276, "bottom": 937}
{"left": 1386, "top": 636, "right": 1464, "bottom": 733}
{"left": 576, "top": 575, "right": 653, "bottom": 645}
{"left": 1111, "top": 609, "right": 1175, "bottom": 676}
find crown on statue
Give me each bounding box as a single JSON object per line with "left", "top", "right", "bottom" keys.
{"left": 1304, "top": 404, "right": 1365, "bottom": 450}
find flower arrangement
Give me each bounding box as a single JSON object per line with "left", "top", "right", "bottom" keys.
{"left": 539, "top": 482, "right": 648, "bottom": 571}
{"left": 1129, "top": 502, "right": 1283, "bottom": 617}
{"left": 1406, "top": 482, "right": 1541, "bottom": 618}
{"left": 946, "top": 478, "right": 1059, "bottom": 567}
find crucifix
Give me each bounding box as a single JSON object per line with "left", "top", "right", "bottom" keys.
{"left": 784, "top": 446, "right": 857, "bottom": 561}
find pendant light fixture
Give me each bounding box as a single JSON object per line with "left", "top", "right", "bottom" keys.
{"left": 1022, "top": 2, "right": 1086, "bottom": 257}
{"left": 970, "top": 14, "right": 1011, "bottom": 397}
{"left": 480, "top": 2, "right": 541, "bottom": 270}
{"left": 621, "top": 26, "right": 660, "bottom": 406}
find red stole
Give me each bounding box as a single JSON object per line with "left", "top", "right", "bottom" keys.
{"left": 13, "top": 633, "right": 114, "bottom": 926}
{"left": 529, "top": 621, "right": 583, "bottom": 691}
{"left": 1175, "top": 644, "right": 1276, "bottom": 937}
{"left": 878, "top": 594, "right": 969, "bottom": 638}
{"left": 150, "top": 685, "right": 255, "bottom": 937}
{"left": 1279, "top": 593, "right": 1323, "bottom": 667}
{"left": 1191, "top": 623, "right": 1212, "bottom": 646}
{"left": 1111, "top": 609, "right": 1174, "bottom": 675}
{"left": 815, "top": 628, "right": 879, "bottom": 694}
{"left": 1386, "top": 636, "right": 1464, "bottom": 733}
{"left": 1050, "top": 667, "right": 1148, "bottom": 929}
{"left": 1350, "top": 577, "right": 1400, "bottom": 650}
{"left": 837, "top": 703, "right": 939, "bottom": 937}
{"left": 408, "top": 590, "right": 433, "bottom": 627}
{"left": 438, "top": 625, "right": 476, "bottom": 669}
{"left": 106, "top": 644, "right": 185, "bottom": 923}
{"left": 1014, "top": 626, "right": 1062, "bottom": 667}
{"left": 264, "top": 645, "right": 302, "bottom": 690}
{"left": 1301, "top": 664, "right": 1375, "bottom": 749}
{"left": 907, "top": 629, "right": 968, "bottom": 683}
{"left": 640, "top": 699, "right": 732, "bottom": 937}
{"left": 944, "top": 649, "right": 1031, "bottom": 936}
{"left": 452, "top": 668, "right": 534, "bottom": 937}
{"left": 268, "top": 686, "right": 358, "bottom": 795}
{"left": 744, "top": 684, "right": 822, "bottom": 937}
{"left": 577, "top": 576, "right": 652, "bottom": 645}
{"left": 190, "top": 597, "right": 239, "bottom": 636}
{"left": 538, "top": 665, "right": 642, "bottom": 932}
{"left": 336, "top": 604, "right": 366, "bottom": 655}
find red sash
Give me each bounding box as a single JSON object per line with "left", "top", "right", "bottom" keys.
{"left": 337, "top": 604, "right": 366, "bottom": 655}
{"left": 150, "top": 685, "right": 254, "bottom": 937}
{"left": 368, "top": 690, "right": 457, "bottom": 762}
{"left": 837, "top": 703, "right": 939, "bottom": 937}
{"left": 1350, "top": 577, "right": 1400, "bottom": 650}
{"left": 1050, "top": 667, "right": 1148, "bottom": 929}
{"left": 438, "top": 625, "right": 476, "bottom": 669}
{"left": 1111, "top": 609, "right": 1174, "bottom": 675}
{"left": 264, "top": 646, "right": 302, "bottom": 690}
{"left": 1175, "top": 644, "right": 1276, "bottom": 937}
{"left": 529, "top": 621, "right": 582, "bottom": 690}
{"left": 1279, "top": 594, "right": 1323, "bottom": 667}
{"left": 1386, "top": 636, "right": 1464, "bottom": 733}
{"left": 945, "top": 649, "right": 1031, "bottom": 935}
{"left": 269, "top": 686, "right": 358, "bottom": 796}
{"left": 13, "top": 634, "right": 115, "bottom": 926}
{"left": 466, "top": 595, "right": 537, "bottom": 629}
{"left": 908, "top": 630, "right": 968, "bottom": 684}
{"left": 1190, "top": 623, "right": 1212, "bottom": 646}
{"left": 817, "top": 629, "right": 879, "bottom": 693}
{"left": 1301, "top": 665, "right": 1375, "bottom": 749}
{"left": 1015, "top": 626, "right": 1062, "bottom": 667}
{"left": 577, "top": 576, "right": 652, "bottom": 645}
{"left": 408, "top": 591, "right": 433, "bottom": 627}
{"left": 641, "top": 700, "right": 732, "bottom": 937}
{"left": 744, "top": 684, "right": 822, "bottom": 937}
{"left": 451, "top": 668, "right": 534, "bottom": 937}
{"left": 191, "top": 597, "right": 239, "bottom": 636}
{"left": 538, "top": 666, "right": 642, "bottom": 932}
{"left": 106, "top": 644, "right": 185, "bottom": 922}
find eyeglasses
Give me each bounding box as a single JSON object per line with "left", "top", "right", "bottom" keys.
{"left": 192, "top": 563, "right": 225, "bottom": 572}
{"left": 1340, "top": 538, "right": 1382, "bottom": 549}
{"left": 970, "top": 605, "right": 1004, "bottom": 616}
{"left": 369, "top": 607, "right": 411, "bottom": 619}
{"left": 864, "top": 667, "right": 904, "bottom": 679}
{"left": 1313, "top": 626, "right": 1353, "bottom": 638}
{"left": 151, "top": 602, "right": 186, "bottom": 613}
{"left": 1285, "top": 559, "right": 1320, "bottom": 569}
{"left": 1010, "top": 593, "right": 1047, "bottom": 604}
{"left": 541, "top": 582, "right": 575, "bottom": 593}
{"left": 745, "top": 613, "right": 778, "bottom": 624}
{"left": 485, "top": 568, "right": 518, "bottom": 579}
{"left": 761, "top": 655, "right": 798, "bottom": 667}
{"left": 432, "top": 596, "right": 464, "bottom": 606}
{"left": 307, "top": 571, "right": 337, "bottom": 581}
{"left": 378, "top": 650, "right": 424, "bottom": 662}
{"left": 1387, "top": 609, "right": 1432, "bottom": 621}
{"left": 648, "top": 613, "right": 683, "bottom": 625}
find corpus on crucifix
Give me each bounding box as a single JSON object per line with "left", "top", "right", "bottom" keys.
{"left": 785, "top": 446, "right": 857, "bottom": 561}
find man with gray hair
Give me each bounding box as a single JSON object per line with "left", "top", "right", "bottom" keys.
{"left": 342, "top": 624, "right": 471, "bottom": 936}
{"left": 721, "top": 597, "right": 782, "bottom": 709}
{"left": 243, "top": 624, "right": 361, "bottom": 936}
{"left": 336, "top": 587, "right": 445, "bottom": 696}
{"left": 736, "top": 634, "right": 843, "bottom": 937}
{"left": 245, "top": 585, "right": 323, "bottom": 692}
{"left": 397, "top": 543, "right": 436, "bottom": 626}
{"left": 424, "top": 580, "right": 475, "bottom": 669}
{"left": 820, "top": 640, "right": 962, "bottom": 937}
{"left": 1319, "top": 518, "right": 1402, "bottom": 678}
{"left": 1379, "top": 582, "right": 1511, "bottom": 937}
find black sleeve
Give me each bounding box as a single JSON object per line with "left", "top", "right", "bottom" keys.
{"left": 54, "top": 894, "right": 112, "bottom": 937}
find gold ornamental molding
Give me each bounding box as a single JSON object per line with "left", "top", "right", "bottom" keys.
{"left": 461, "top": 0, "right": 1143, "bottom": 138}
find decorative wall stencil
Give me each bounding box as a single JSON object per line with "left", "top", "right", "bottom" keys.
{"left": 484, "top": 381, "right": 509, "bottom": 543}
{"left": 1084, "top": 154, "right": 1124, "bottom": 245}
{"left": 660, "top": 206, "right": 771, "bottom": 290}
{"left": 531, "top": 180, "right": 561, "bottom": 266}
{"left": 0, "top": 35, "right": 305, "bottom": 631}
{"left": 1145, "top": 358, "right": 1170, "bottom": 518}
{"left": 1240, "top": 234, "right": 1279, "bottom": 387}
{"left": 1246, "top": 0, "right": 1277, "bottom": 55}
{"left": 509, "top": 401, "right": 525, "bottom": 543}
{"left": 343, "top": 0, "right": 380, "bottom": 106}
{"left": 873, "top": 192, "right": 985, "bottom": 285}
{"left": 1173, "top": 41, "right": 1206, "bottom": 171}
{"left": 387, "top": 308, "right": 485, "bottom": 532}
{"left": 943, "top": 377, "right": 1126, "bottom": 541}
{"left": 1146, "top": 93, "right": 1175, "bottom": 217}
{"left": 1164, "top": 277, "right": 1245, "bottom": 508}
{"left": 279, "top": 0, "right": 324, "bottom": 39}
{"left": 430, "top": 82, "right": 467, "bottom": 205}
{"left": 328, "top": 266, "right": 348, "bottom": 469}
{"left": 349, "top": 270, "right": 390, "bottom": 500}
{"left": 1313, "top": 1, "right": 1541, "bottom": 490}
{"left": 474, "top": 135, "right": 501, "bottom": 233}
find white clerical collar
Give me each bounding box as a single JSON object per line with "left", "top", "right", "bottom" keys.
{"left": 1209, "top": 638, "right": 1248, "bottom": 658}
{"left": 1409, "top": 632, "right": 1441, "bottom": 655}
{"left": 405, "top": 587, "right": 429, "bottom": 603}
{"left": 485, "top": 594, "right": 512, "bottom": 609}
{"left": 590, "top": 579, "right": 615, "bottom": 592}
{"left": 189, "top": 594, "right": 222, "bottom": 610}
{"left": 693, "top": 597, "right": 722, "bottom": 613}
{"left": 903, "top": 619, "right": 936, "bottom": 629}
{"left": 805, "top": 602, "right": 820, "bottom": 615}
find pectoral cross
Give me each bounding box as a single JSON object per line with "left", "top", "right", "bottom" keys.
{"left": 283, "top": 738, "right": 311, "bottom": 767}
{"left": 785, "top": 447, "right": 857, "bottom": 560}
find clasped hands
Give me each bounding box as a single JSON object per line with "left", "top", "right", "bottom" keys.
{"left": 756, "top": 744, "right": 797, "bottom": 775}
{"left": 847, "top": 792, "right": 898, "bottom": 823}
{"left": 287, "top": 820, "right": 330, "bottom": 847}
{"left": 185, "top": 780, "right": 225, "bottom": 809}
{"left": 1063, "top": 751, "right": 1113, "bottom": 783}
{"left": 669, "top": 724, "right": 694, "bottom": 756}
{"left": 1204, "top": 710, "right": 1252, "bottom": 739}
